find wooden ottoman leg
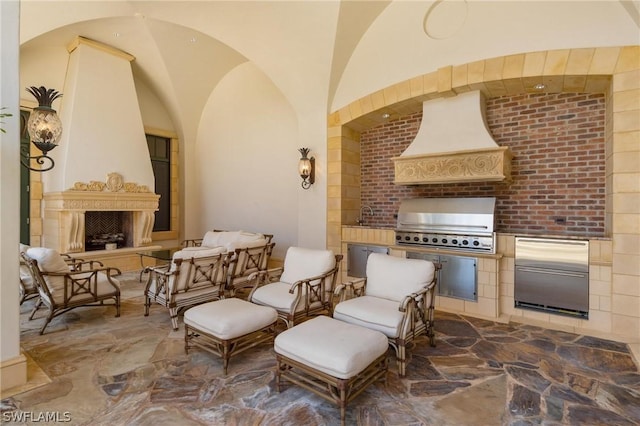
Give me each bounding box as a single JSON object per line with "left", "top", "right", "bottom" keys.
{"left": 222, "top": 340, "right": 230, "bottom": 375}
{"left": 338, "top": 379, "right": 347, "bottom": 425}
{"left": 185, "top": 324, "right": 190, "bottom": 354}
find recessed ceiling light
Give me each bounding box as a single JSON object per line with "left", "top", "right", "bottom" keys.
{"left": 113, "top": 32, "right": 120, "bottom": 37}
{"left": 382, "top": 113, "right": 390, "bottom": 119}
{"left": 190, "top": 37, "right": 197, "bottom": 43}
{"left": 534, "top": 83, "right": 546, "bottom": 90}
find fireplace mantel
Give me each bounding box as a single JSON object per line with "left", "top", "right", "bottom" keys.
{"left": 43, "top": 174, "right": 160, "bottom": 253}
{"left": 44, "top": 190, "right": 159, "bottom": 212}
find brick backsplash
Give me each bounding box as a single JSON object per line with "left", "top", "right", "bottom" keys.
{"left": 360, "top": 93, "right": 606, "bottom": 237}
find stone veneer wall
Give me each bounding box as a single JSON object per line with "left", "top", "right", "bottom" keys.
{"left": 358, "top": 93, "right": 606, "bottom": 237}
{"left": 327, "top": 46, "right": 640, "bottom": 343}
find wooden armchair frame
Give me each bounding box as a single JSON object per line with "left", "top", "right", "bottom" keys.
{"left": 334, "top": 258, "right": 440, "bottom": 376}
{"left": 226, "top": 242, "right": 276, "bottom": 297}
{"left": 248, "top": 253, "right": 343, "bottom": 328}
{"left": 21, "top": 253, "right": 121, "bottom": 335}
{"left": 19, "top": 252, "right": 103, "bottom": 305}
{"left": 144, "top": 251, "right": 233, "bottom": 330}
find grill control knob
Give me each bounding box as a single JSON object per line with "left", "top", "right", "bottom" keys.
{"left": 462, "top": 240, "right": 469, "bottom": 245}
{"left": 396, "top": 235, "right": 401, "bottom": 240}
{"left": 413, "top": 236, "right": 420, "bottom": 242}
{"left": 442, "top": 239, "right": 448, "bottom": 244}
{"left": 473, "top": 241, "right": 480, "bottom": 246}
{"left": 404, "top": 236, "right": 411, "bottom": 241}
{"left": 432, "top": 238, "right": 438, "bottom": 243}
{"left": 423, "top": 237, "right": 429, "bottom": 242}
{"left": 452, "top": 239, "right": 458, "bottom": 245}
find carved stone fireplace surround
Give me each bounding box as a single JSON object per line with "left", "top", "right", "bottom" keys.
{"left": 43, "top": 173, "right": 160, "bottom": 254}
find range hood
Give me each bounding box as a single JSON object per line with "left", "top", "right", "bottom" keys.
{"left": 392, "top": 90, "right": 512, "bottom": 185}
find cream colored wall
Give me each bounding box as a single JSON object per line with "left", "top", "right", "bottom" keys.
{"left": 195, "top": 62, "right": 300, "bottom": 259}
{"left": 332, "top": 1, "right": 639, "bottom": 111}
{"left": 0, "top": 0, "right": 27, "bottom": 392}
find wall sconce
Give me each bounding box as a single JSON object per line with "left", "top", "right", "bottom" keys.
{"left": 298, "top": 147, "right": 315, "bottom": 189}
{"left": 21, "top": 86, "right": 63, "bottom": 172}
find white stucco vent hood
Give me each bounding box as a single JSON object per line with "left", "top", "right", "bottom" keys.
{"left": 392, "top": 90, "right": 512, "bottom": 185}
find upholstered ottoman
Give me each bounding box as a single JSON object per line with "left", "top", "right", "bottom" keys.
{"left": 184, "top": 298, "right": 277, "bottom": 374}
{"left": 274, "top": 316, "right": 388, "bottom": 424}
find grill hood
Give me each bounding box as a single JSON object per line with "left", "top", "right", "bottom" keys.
{"left": 392, "top": 90, "right": 512, "bottom": 185}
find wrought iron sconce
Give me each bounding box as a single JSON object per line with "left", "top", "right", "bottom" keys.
{"left": 298, "top": 148, "right": 315, "bottom": 189}
{"left": 21, "top": 86, "right": 63, "bottom": 172}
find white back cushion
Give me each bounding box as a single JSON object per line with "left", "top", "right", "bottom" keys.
{"left": 25, "top": 247, "right": 70, "bottom": 293}
{"left": 201, "top": 231, "right": 240, "bottom": 248}
{"left": 280, "top": 247, "right": 336, "bottom": 284}
{"left": 174, "top": 247, "right": 226, "bottom": 259}
{"left": 365, "top": 253, "right": 435, "bottom": 302}
{"left": 19, "top": 244, "right": 32, "bottom": 281}
{"left": 202, "top": 230, "right": 265, "bottom": 251}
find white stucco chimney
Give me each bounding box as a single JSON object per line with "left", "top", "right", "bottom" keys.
{"left": 50, "top": 36, "right": 154, "bottom": 192}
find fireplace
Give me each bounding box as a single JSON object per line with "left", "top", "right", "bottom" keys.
{"left": 43, "top": 173, "right": 160, "bottom": 254}
{"left": 84, "top": 211, "right": 134, "bottom": 251}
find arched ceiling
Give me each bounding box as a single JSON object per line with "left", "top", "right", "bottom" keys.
{"left": 19, "top": 0, "right": 389, "bottom": 136}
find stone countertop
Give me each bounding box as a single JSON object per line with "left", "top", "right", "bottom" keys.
{"left": 342, "top": 225, "right": 610, "bottom": 241}
{"left": 389, "top": 245, "right": 503, "bottom": 260}
{"left": 498, "top": 231, "right": 611, "bottom": 241}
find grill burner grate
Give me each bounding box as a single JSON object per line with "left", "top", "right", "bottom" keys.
{"left": 395, "top": 197, "right": 496, "bottom": 254}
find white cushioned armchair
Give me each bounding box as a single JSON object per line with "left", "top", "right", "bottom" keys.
{"left": 248, "top": 247, "right": 343, "bottom": 328}
{"left": 333, "top": 253, "right": 438, "bottom": 377}
{"left": 181, "top": 230, "right": 274, "bottom": 296}
{"left": 144, "top": 247, "right": 232, "bottom": 330}
{"left": 22, "top": 247, "right": 121, "bottom": 335}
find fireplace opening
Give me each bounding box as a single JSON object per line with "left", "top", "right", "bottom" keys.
{"left": 85, "top": 211, "right": 134, "bottom": 251}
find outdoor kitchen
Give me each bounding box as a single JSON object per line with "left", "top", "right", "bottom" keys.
{"left": 340, "top": 88, "right": 610, "bottom": 334}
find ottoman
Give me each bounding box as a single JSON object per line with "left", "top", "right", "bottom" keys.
{"left": 274, "top": 316, "right": 388, "bottom": 424}
{"left": 184, "top": 298, "right": 277, "bottom": 374}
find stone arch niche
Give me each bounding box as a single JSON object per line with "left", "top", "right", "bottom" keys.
{"left": 43, "top": 173, "right": 159, "bottom": 253}
{"left": 326, "top": 46, "right": 640, "bottom": 341}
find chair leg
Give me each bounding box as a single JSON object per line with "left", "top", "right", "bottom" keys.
{"left": 29, "top": 299, "right": 42, "bottom": 320}
{"left": 115, "top": 296, "right": 121, "bottom": 318}
{"left": 144, "top": 297, "right": 150, "bottom": 316}
{"left": 396, "top": 341, "right": 406, "bottom": 377}
{"left": 39, "top": 311, "right": 54, "bottom": 335}
{"left": 169, "top": 307, "right": 179, "bottom": 330}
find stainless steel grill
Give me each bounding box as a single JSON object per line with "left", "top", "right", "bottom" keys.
{"left": 395, "top": 197, "right": 496, "bottom": 253}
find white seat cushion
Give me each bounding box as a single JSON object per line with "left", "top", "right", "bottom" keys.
{"left": 184, "top": 298, "right": 277, "bottom": 340}
{"left": 366, "top": 253, "right": 435, "bottom": 302}
{"left": 250, "top": 282, "right": 306, "bottom": 312}
{"left": 333, "top": 295, "right": 403, "bottom": 338}
{"left": 279, "top": 247, "right": 335, "bottom": 284}
{"left": 274, "top": 316, "right": 388, "bottom": 379}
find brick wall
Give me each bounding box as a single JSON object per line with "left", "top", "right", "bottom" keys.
{"left": 360, "top": 93, "right": 606, "bottom": 236}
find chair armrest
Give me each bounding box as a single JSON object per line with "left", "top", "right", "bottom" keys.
{"left": 46, "top": 266, "right": 120, "bottom": 277}
{"left": 71, "top": 260, "right": 106, "bottom": 272}
{"left": 264, "top": 267, "right": 284, "bottom": 283}
{"left": 334, "top": 278, "right": 366, "bottom": 301}
{"left": 144, "top": 264, "right": 173, "bottom": 275}
{"left": 181, "top": 239, "right": 203, "bottom": 247}
{"left": 287, "top": 267, "right": 340, "bottom": 294}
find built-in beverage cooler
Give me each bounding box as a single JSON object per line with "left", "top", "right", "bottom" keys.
{"left": 514, "top": 237, "right": 589, "bottom": 318}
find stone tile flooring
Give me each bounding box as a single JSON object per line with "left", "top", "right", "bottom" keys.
{"left": 2, "top": 272, "right": 639, "bottom": 425}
